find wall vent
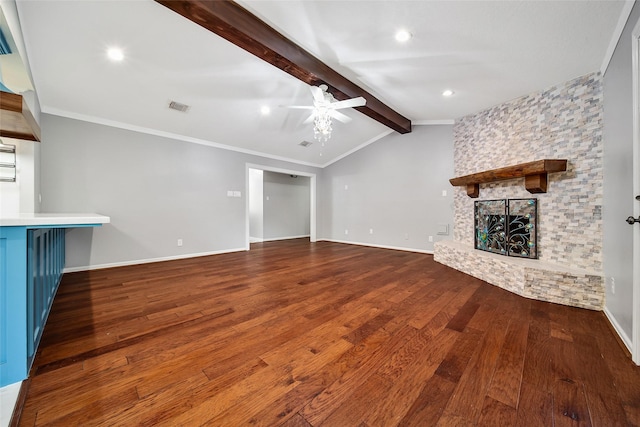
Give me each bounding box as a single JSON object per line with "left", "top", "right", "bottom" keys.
{"left": 168, "top": 100, "right": 190, "bottom": 113}
{"left": 299, "top": 140, "right": 313, "bottom": 147}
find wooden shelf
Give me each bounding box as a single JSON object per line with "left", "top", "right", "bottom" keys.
{"left": 0, "top": 91, "right": 41, "bottom": 142}
{"left": 449, "top": 159, "right": 567, "bottom": 198}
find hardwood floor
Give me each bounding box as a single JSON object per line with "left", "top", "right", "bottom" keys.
{"left": 15, "top": 239, "right": 640, "bottom": 426}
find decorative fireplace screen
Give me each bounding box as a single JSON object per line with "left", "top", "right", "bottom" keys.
{"left": 474, "top": 198, "right": 537, "bottom": 259}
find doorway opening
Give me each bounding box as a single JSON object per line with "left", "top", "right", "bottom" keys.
{"left": 245, "top": 163, "right": 316, "bottom": 250}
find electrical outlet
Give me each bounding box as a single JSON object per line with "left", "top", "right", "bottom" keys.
{"left": 345, "top": 229, "right": 349, "bottom": 235}
{"left": 611, "top": 277, "right": 615, "bottom": 294}
{"left": 177, "top": 239, "right": 183, "bottom": 247}
{"left": 428, "top": 235, "right": 433, "bottom": 242}
{"left": 369, "top": 228, "right": 374, "bottom": 234}
{"left": 404, "top": 233, "right": 409, "bottom": 240}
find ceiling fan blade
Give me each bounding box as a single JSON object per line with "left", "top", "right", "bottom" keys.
{"left": 329, "top": 109, "right": 352, "bottom": 123}
{"left": 330, "top": 97, "right": 366, "bottom": 109}
{"left": 310, "top": 85, "right": 325, "bottom": 103}
{"left": 303, "top": 112, "right": 316, "bottom": 124}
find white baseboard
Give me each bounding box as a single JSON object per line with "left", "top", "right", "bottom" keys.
{"left": 63, "top": 247, "right": 247, "bottom": 273}
{"left": 262, "top": 235, "right": 310, "bottom": 242}
{"left": 318, "top": 238, "right": 434, "bottom": 255}
{"left": 0, "top": 381, "right": 22, "bottom": 427}
{"left": 603, "top": 306, "right": 633, "bottom": 354}
{"left": 62, "top": 238, "right": 426, "bottom": 274}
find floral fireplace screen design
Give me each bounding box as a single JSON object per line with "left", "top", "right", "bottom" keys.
{"left": 474, "top": 198, "right": 537, "bottom": 259}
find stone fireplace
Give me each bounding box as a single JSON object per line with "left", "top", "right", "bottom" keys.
{"left": 434, "top": 72, "right": 605, "bottom": 310}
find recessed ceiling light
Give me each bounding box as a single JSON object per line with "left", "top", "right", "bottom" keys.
{"left": 260, "top": 105, "right": 271, "bottom": 115}
{"left": 107, "top": 47, "right": 124, "bottom": 62}
{"left": 442, "top": 89, "right": 454, "bottom": 97}
{"left": 395, "top": 29, "right": 412, "bottom": 43}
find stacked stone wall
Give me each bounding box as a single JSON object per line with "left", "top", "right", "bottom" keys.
{"left": 435, "top": 72, "right": 604, "bottom": 309}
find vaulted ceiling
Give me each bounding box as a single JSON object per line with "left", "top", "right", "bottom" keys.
{"left": 15, "top": 0, "right": 629, "bottom": 167}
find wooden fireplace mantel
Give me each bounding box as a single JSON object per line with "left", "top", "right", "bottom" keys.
{"left": 449, "top": 159, "right": 567, "bottom": 198}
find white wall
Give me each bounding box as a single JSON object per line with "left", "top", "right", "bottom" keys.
{"left": 603, "top": 2, "right": 640, "bottom": 344}
{"left": 248, "top": 168, "right": 263, "bottom": 241}
{"left": 39, "top": 114, "right": 321, "bottom": 269}
{"left": 319, "top": 124, "right": 454, "bottom": 252}
{"left": 0, "top": 137, "right": 37, "bottom": 215}
{"left": 263, "top": 171, "right": 310, "bottom": 240}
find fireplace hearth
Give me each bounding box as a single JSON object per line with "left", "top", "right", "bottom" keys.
{"left": 474, "top": 198, "right": 537, "bottom": 259}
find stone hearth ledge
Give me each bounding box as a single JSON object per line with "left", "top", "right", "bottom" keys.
{"left": 434, "top": 240, "right": 604, "bottom": 310}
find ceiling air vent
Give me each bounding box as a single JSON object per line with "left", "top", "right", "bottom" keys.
{"left": 168, "top": 100, "right": 190, "bottom": 113}
{"left": 299, "top": 140, "right": 313, "bottom": 147}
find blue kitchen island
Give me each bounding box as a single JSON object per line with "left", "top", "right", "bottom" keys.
{"left": 0, "top": 213, "right": 109, "bottom": 387}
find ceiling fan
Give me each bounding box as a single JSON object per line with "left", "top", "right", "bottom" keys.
{"left": 286, "top": 84, "right": 366, "bottom": 142}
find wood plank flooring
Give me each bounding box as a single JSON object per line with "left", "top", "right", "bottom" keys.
{"left": 15, "top": 239, "right": 640, "bottom": 426}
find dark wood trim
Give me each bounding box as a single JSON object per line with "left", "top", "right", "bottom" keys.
{"left": 8, "top": 378, "right": 30, "bottom": 427}
{"left": 466, "top": 183, "right": 479, "bottom": 198}
{"left": 0, "top": 91, "right": 23, "bottom": 112}
{"left": 154, "top": 0, "right": 411, "bottom": 134}
{"left": 524, "top": 173, "right": 547, "bottom": 194}
{"left": 0, "top": 91, "right": 41, "bottom": 142}
{"left": 449, "top": 159, "right": 567, "bottom": 198}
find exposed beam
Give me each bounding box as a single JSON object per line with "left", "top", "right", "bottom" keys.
{"left": 154, "top": 0, "right": 412, "bottom": 134}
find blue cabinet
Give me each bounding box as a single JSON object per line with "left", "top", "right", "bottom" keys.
{"left": 0, "top": 226, "right": 28, "bottom": 387}
{"left": 26, "top": 228, "right": 65, "bottom": 368}
{"left": 0, "top": 223, "right": 100, "bottom": 387}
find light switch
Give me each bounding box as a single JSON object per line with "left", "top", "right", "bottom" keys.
{"left": 233, "top": 191, "right": 241, "bottom": 197}
{"left": 442, "top": 190, "right": 447, "bottom": 197}
{"left": 437, "top": 224, "right": 449, "bottom": 235}
{"left": 227, "top": 190, "right": 234, "bottom": 197}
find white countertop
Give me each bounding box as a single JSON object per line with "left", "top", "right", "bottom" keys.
{"left": 0, "top": 213, "right": 110, "bottom": 227}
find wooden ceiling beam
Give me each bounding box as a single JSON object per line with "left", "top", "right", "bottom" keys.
{"left": 154, "top": 0, "right": 412, "bottom": 134}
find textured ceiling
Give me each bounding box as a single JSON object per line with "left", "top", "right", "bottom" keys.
{"left": 15, "top": 0, "right": 629, "bottom": 167}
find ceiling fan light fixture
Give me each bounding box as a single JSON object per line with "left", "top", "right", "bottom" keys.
{"left": 260, "top": 105, "right": 271, "bottom": 115}
{"left": 313, "top": 107, "right": 332, "bottom": 142}
{"left": 442, "top": 89, "right": 454, "bottom": 97}
{"left": 285, "top": 84, "right": 363, "bottom": 142}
